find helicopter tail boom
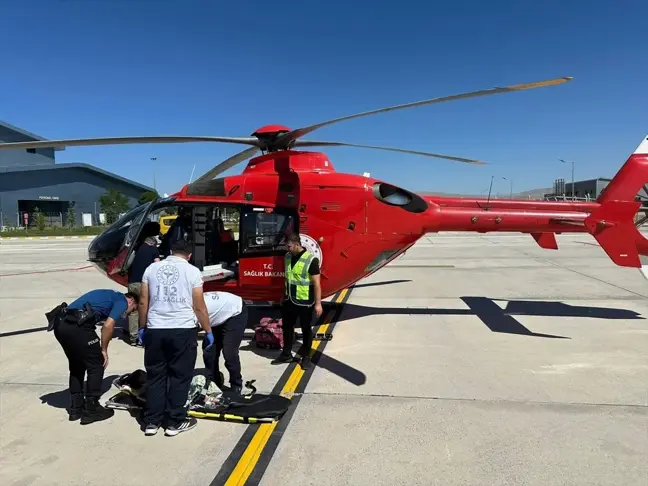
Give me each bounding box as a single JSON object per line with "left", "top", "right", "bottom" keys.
{"left": 425, "top": 134, "right": 648, "bottom": 269}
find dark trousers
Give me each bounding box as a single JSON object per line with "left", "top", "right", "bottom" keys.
{"left": 53, "top": 322, "right": 104, "bottom": 407}
{"left": 280, "top": 301, "right": 314, "bottom": 357}
{"left": 202, "top": 306, "right": 248, "bottom": 389}
{"left": 142, "top": 328, "right": 197, "bottom": 427}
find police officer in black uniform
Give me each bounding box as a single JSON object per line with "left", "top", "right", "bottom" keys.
{"left": 48, "top": 289, "right": 138, "bottom": 424}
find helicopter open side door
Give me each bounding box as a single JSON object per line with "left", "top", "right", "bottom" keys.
{"left": 107, "top": 196, "right": 175, "bottom": 276}
{"left": 237, "top": 206, "right": 298, "bottom": 300}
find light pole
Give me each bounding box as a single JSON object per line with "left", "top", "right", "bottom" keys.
{"left": 501, "top": 177, "right": 513, "bottom": 198}
{"left": 559, "top": 159, "right": 575, "bottom": 200}
{"left": 151, "top": 157, "right": 158, "bottom": 191}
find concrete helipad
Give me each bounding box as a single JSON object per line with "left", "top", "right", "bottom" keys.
{"left": 1, "top": 234, "right": 647, "bottom": 486}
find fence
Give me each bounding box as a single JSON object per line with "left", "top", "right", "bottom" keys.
{"left": 542, "top": 195, "right": 595, "bottom": 202}
{"left": 1, "top": 211, "right": 66, "bottom": 230}
{"left": 0, "top": 211, "right": 110, "bottom": 232}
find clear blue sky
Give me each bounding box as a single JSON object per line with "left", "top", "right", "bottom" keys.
{"left": 1, "top": 0, "right": 647, "bottom": 197}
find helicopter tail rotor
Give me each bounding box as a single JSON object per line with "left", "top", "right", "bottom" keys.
{"left": 583, "top": 134, "right": 648, "bottom": 268}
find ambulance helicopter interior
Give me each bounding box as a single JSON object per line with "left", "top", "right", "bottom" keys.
{"left": 90, "top": 193, "right": 299, "bottom": 287}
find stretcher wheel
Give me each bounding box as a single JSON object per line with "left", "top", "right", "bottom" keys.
{"left": 313, "top": 333, "right": 333, "bottom": 341}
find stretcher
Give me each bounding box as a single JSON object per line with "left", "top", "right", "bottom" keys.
{"left": 105, "top": 370, "right": 292, "bottom": 424}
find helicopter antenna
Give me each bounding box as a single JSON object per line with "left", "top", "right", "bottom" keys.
{"left": 486, "top": 175, "right": 495, "bottom": 207}
{"left": 189, "top": 164, "right": 196, "bottom": 183}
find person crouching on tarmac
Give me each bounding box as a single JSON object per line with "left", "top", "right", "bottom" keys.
{"left": 201, "top": 291, "right": 249, "bottom": 395}
{"left": 51, "top": 289, "right": 138, "bottom": 424}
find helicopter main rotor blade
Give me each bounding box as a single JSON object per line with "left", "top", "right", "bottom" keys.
{"left": 191, "top": 146, "right": 261, "bottom": 184}
{"left": 294, "top": 140, "right": 487, "bottom": 165}
{"left": 275, "top": 77, "right": 573, "bottom": 147}
{"left": 0, "top": 136, "right": 261, "bottom": 151}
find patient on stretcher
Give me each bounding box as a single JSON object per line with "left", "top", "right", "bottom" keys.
{"left": 106, "top": 369, "right": 291, "bottom": 423}
{"left": 110, "top": 370, "right": 229, "bottom": 411}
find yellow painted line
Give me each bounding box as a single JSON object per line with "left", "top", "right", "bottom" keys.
{"left": 224, "top": 289, "right": 348, "bottom": 486}
{"left": 280, "top": 288, "right": 347, "bottom": 397}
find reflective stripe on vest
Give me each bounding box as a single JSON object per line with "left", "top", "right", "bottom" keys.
{"left": 285, "top": 251, "right": 315, "bottom": 306}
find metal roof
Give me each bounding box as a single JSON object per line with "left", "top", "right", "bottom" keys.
{"left": 0, "top": 162, "right": 154, "bottom": 193}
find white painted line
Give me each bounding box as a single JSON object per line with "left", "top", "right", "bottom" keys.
{"left": 0, "top": 235, "right": 98, "bottom": 241}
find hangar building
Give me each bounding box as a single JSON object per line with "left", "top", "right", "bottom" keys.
{"left": 0, "top": 121, "right": 154, "bottom": 228}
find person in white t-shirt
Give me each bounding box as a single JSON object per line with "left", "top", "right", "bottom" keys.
{"left": 201, "top": 291, "right": 248, "bottom": 395}
{"left": 137, "top": 238, "right": 213, "bottom": 437}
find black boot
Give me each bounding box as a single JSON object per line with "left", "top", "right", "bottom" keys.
{"left": 80, "top": 397, "right": 114, "bottom": 425}
{"left": 300, "top": 356, "right": 312, "bottom": 370}
{"left": 68, "top": 393, "right": 84, "bottom": 421}
{"left": 271, "top": 352, "right": 294, "bottom": 364}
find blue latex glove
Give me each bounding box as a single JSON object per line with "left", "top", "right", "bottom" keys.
{"left": 138, "top": 328, "right": 146, "bottom": 345}
{"left": 204, "top": 332, "right": 214, "bottom": 350}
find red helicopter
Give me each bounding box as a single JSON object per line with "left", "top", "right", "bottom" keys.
{"left": 2, "top": 76, "right": 647, "bottom": 303}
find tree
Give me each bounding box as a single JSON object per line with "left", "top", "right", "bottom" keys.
{"left": 138, "top": 190, "right": 159, "bottom": 205}
{"left": 99, "top": 188, "right": 131, "bottom": 225}
{"left": 33, "top": 206, "right": 46, "bottom": 231}
{"left": 66, "top": 202, "right": 77, "bottom": 229}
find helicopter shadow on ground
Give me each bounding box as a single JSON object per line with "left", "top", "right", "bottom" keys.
{"left": 351, "top": 279, "right": 412, "bottom": 289}
{"left": 335, "top": 296, "right": 645, "bottom": 339}
{"left": 238, "top": 304, "right": 368, "bottom": 387}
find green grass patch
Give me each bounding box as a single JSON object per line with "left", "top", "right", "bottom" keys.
{"left": 0, "top": 226, "right": 106, "bottom": 238}
{"left": 1, "top": 223, "right": 239, "bottom": 238}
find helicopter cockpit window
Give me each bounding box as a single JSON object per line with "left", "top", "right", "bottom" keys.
{"left": 87, "top": 201, "right": 157, "bottom": 264}
{"left": 372, "top": 182, "right": 428, "bottom": 213}
{"left": 241, "top": 208, "right": 296, "bottom": 254}
{"left": 101, "top": 201, "right": 152, "bottom": 235}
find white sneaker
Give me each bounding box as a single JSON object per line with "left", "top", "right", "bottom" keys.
{"left": 165, "top": 418, "right": 197, "bottom": 437}
{"left": 144, "top": 424, "right": 160, "bottom": 436}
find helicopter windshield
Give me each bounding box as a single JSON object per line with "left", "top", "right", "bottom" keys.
{"left": 88, "top": 201, "right": 156, "bottom": 262}
{"left": 102, "top": 202, "right": 153, "bottom": 235}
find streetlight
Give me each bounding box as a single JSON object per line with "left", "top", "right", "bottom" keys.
{"left": 559, "top": 159, "right": 575, "bottom": 201}
{"left": 151, "top": 157, "right": 158, "bottom": 191}
{"left": 501, "top": 177, "right": 513, "bottom": 199}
